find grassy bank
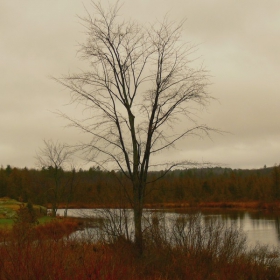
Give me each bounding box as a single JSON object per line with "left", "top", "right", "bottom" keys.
{"left": 0, "top": 197, "right": 84, "bottom": 231}
{"left": 0, "top": 197, "right": 49, "bottom": 228}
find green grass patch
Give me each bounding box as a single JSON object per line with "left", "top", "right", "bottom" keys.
{"left": 0, "top": 216, "right": 59, "bottom": 230}
{"left": 38, "top": 216, "right": 55, "bottom": 224}
{"left": 0, "top": 219, "right": 14, "bottom": 229}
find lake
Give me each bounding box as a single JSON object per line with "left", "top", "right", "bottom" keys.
{"left": 56, "top": 208, "right": 280, "bottom": 248}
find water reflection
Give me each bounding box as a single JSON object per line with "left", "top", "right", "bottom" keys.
{"left": 56, "top": 208, "right": 280, "bottom": 248}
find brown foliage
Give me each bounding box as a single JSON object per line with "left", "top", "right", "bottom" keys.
{"left": 34, "top": 219, "right": 80, "bottom": 240}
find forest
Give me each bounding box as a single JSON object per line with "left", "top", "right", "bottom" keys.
{"left": 1, "top": 164, "right": 279, "bottom": 210}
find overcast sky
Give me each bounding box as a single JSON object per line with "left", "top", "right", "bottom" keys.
{"left": 1, "top": 0, "right": 280, "bottom": 170}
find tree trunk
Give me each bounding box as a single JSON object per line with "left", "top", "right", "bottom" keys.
{"left": 133, "top": 180, "right": 144, "bottom": 255}
{"left": 133, "top": 202, "right": 143, "bottom": 255}
{"left": 52, "top": 203, "right": 57, "bottom": 217}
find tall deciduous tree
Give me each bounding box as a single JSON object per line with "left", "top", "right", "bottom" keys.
{"left": 58, "top": 1, "right": 215, "bottom": 253}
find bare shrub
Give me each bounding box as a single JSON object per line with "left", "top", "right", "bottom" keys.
{"left": 171, "top": 213, "right": 248, "bottom": 263}
{"left": 87, "top": 208, "right": 133, "bottom": 244}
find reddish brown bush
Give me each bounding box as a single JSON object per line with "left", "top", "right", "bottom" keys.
{"left": 35, "top": 219, "right": 80, "bottom": 240}
{"left": 0, "top": 217, "right": 280, "bottom": 279}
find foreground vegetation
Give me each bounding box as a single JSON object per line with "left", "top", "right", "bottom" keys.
{"left": 0, "top": 210, "right": 280, "bottom": 279}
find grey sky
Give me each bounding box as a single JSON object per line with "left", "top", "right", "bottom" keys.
{"left": 1, "top": 0, "right": 280, "bottom": 170}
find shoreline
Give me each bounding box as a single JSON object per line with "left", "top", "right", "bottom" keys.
{"left": 54, "top": 201, "right": 280, "bottom": 212}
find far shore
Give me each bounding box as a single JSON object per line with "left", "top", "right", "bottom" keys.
{"left": 54, "top": 201, "right": 280, "bottom": 212}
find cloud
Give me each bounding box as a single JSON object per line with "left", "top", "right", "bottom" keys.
{"left": 1, "top": 0, "right": 280, "bottom": 169}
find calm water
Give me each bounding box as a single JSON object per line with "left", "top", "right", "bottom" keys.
{"left": 56, "top": 208, "right": 280, "bottom": 248}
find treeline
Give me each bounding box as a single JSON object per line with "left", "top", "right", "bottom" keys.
{"left": 0, "top": 165, "right": 280, "bottom": 207}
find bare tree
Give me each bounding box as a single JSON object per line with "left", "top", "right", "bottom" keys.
{"left": 57, "top": 1, "right": 215, "bottom": 253}
{"left": 36, "top": 140, "right": 73, "bottom": 217}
